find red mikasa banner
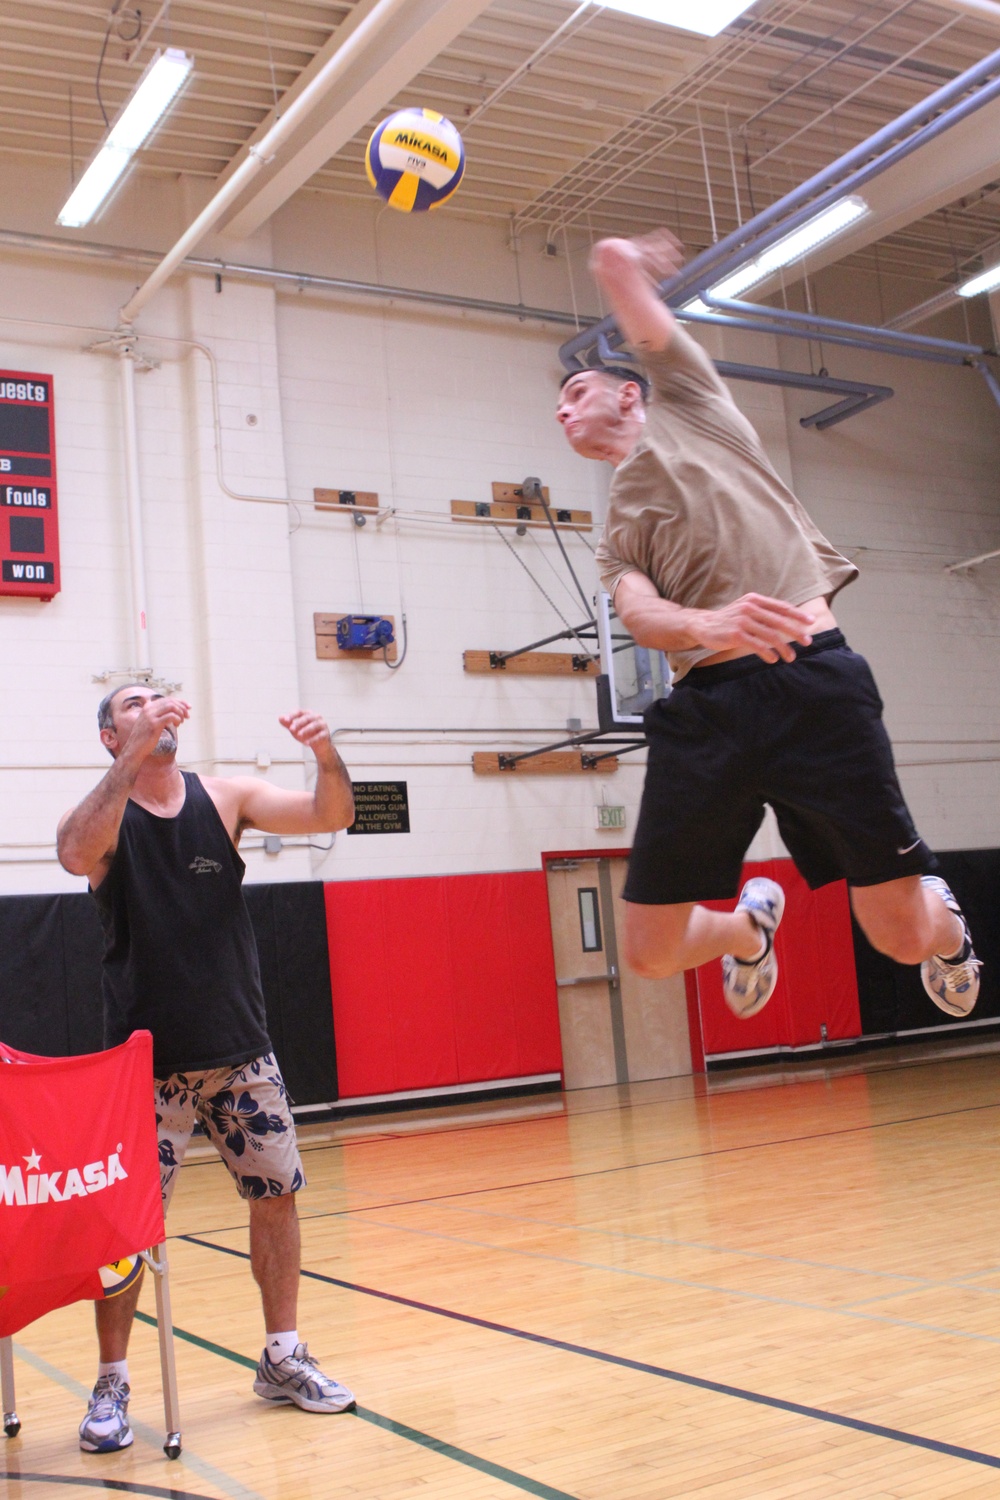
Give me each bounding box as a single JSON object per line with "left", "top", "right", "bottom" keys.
{"left": 0, "top": 1031, "right": 163, "bottom": 1337}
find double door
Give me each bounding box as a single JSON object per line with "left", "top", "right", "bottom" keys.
{"left": 545, "top": 856, "right": 694, "bottom": 1090}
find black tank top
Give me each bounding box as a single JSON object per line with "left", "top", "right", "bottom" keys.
{"left": 92, "top": 771, "right": 272, "bottom": 1077}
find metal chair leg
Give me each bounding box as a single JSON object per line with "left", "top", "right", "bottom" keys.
{"left": 144, "top": 1244, "right": 182, "bottom": 1459}
{"left": 1, "top": 1337, "right": 20, "bottom": 1438}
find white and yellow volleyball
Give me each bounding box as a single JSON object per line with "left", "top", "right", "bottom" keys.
{"left": 99, "top": 1255, "right": 144, "bottom": 1298}
{"left": 365, "top": 107, "right": 465, "bottom": 213}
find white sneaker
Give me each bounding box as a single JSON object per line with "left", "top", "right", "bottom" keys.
{"left": 722, "top": 878, "right": 786, "bottom": 1019}
{"left": 79, "top": 1373, "right": 133, "bottom": 1453}
{"left": 253, "top": 1344, "right": 355, "bottom": 1413}
{"left": 920, "top": 875, "right": 981, "bottom": 1017}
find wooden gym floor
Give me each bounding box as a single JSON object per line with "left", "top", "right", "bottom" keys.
{"left": 5, "top": 1038, "right": 1000, "bottom": 1499}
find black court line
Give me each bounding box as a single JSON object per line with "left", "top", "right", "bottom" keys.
{"left": 0, "top": 1475, "right": 215, "bottom": 1498}
{"left": 171, "top": 1097, "right": 1000, "bottom": 1234}
{"left": 181, "top": 1235, "right": 1000, "bottom": 1473}
{"left": 131, "top": 1312, "right": 579, "bottom": 1500}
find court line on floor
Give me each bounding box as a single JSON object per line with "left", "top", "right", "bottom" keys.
{"left": 304, "top": 1212, "right": 1000, "bottom": 1347}
{"left": 427, "top": 1202, "right": 1000, "bottom": 1305}
{"left": 180, "top": 1236, "right": 1000, "bottom": 1472}
{"left": 429, "top": 1202, "right": 941, "bottom": 1288}
{"left": 0, "top": 1473, "right": 215, "bottom": 1498}
{"left": 8, "top": 1344, "right": 259, "bottom": 1500}
{"left": 174, "top": 1097, "right": 1000, "bottom": 1238}
{"left": 170, "top": 1052, "right": 1000, "bottom": 1172}
{"left": 132, "top": 1312, "right": 580, "bottom": 1500}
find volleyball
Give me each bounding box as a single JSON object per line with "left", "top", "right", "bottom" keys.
{"left": 98, "top": 1255, "right": 143, "bottom": 1298}
{"left": 365, "top": 107, "right": 465, "bottom": 213}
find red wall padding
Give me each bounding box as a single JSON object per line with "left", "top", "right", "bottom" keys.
{"left": 324, "top": 871, "right": 563, "bottom": 1098}
{"left": 692, "top": 860, "right": 861, "bottom": 1056}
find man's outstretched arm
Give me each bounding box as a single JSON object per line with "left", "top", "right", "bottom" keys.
{"left": 231, "top": 711, "right": 355, "bottom": 836}
{"left": 589, "top": 229, "right": 685, "bottom": 357}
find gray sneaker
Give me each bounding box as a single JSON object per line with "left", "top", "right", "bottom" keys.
{"left": 79, "top": 1373, "right": 133, "bottom": 1453}
{"left": 722, "top": 877, "right": 786, "bottom": 1019}
{"left": 920, "top": 875, "right": 981, "bottom": 1017}
{"left": 253, "top": 1344, "right": 355, "bottom": 1413}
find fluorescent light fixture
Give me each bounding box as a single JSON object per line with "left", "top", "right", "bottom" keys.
{"left": 681, "top": 195, "right": 870, "bottom": 312}
{"left": 958, "top": 263, "right": 1000, "bottom": 299}
{"left": 597, "top": 0, "right": 757, "bottom": 36}
{"left": 58, "top": 48, "right": 193, "bottom": 227}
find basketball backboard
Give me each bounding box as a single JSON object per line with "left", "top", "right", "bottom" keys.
{"left": 595, "top": 590, "right": 671, "bottom": 731}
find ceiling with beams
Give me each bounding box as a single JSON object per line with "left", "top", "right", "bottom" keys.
{"left": 6, "top": 0, "right": 1000, "bottom": 298}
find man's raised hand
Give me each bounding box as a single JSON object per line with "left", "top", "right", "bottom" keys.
{"left": 280, "top": 710, "right": 336, "bottom": 765}
{"left": 630, "top": 227, "right": 686, "bottom": 286}
{"left": 123, "top": 697, "right": 190, "bottom": 762}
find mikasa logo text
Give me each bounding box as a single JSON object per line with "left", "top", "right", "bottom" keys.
{"left": 392, "top": 130, "right": 449, "bottom": 161}
{"left": 0, "top": 1147, "right": 128, "bottom": 1206}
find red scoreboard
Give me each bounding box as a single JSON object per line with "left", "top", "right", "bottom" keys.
{"left": 0, "top": 370, "right": 59, "bottom": 600}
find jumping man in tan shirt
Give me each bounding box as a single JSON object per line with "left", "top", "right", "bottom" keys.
{"left": 556, "top": 228, "right": 980, "bottom": 1020}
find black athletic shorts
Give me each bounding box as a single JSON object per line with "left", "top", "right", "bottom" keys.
{"left": 623, "top": 629, "right": 937, "bottom": 906}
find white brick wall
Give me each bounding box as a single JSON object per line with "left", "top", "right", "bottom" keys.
{"left": 0, "top": 173, "right": 997, "bottom": 893}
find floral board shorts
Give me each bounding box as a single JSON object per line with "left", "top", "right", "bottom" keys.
{"left": 154, "top": 1053, "right": 306, "bottom": 1209}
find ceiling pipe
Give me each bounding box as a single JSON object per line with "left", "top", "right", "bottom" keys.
{"left": 118, "top": 342, "right": 153, "bottom": 674}
{"left": 118, "top": 0, "right": 414, "bottom": 325}
{"left": 559, "top": 41, "right": 1000, "bottom": 368}
{"left": 698, "top": 290, "right": 980, "bottom": 361}
{"left": 715, "top": 360, "right": 894, "bottom": 428}
{"left": 678, "top": 303, "right": 970, "bottom": 365}
{"left": 3, "top": 228, "right": 583, "bottom": 326}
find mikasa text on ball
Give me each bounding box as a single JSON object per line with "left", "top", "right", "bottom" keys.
{"left": 365, "top": 108, "right": 465, "bottom": 213}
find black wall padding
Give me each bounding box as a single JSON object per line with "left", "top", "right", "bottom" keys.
{"left": 0, "top": 893, "right": 104, "bottom": 1056}
{"left": 242, "top": 882, "right": 338, "bottom": 1107}
{"left": 853, "top": 850, "right": 1000, "bottom": 1035}
{"left": 0, "top": 882, "right": 337, "bottom": 1105}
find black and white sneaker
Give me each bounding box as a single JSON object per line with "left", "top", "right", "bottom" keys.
{"left": 721, "top": 877, "right": 785, "bottom": 1019}
{"left": 253, "top": 1344, "right": 355, "bottom": 1413}
{"left": 919, "top": 875, "right": 981, "bottom": 1017}
{"left": 79, "top": 1373, "right": 133, "bottom": 1453}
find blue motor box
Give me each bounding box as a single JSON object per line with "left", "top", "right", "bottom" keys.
{"left": 336, "top": 614, "right": 395, "bottom": 650}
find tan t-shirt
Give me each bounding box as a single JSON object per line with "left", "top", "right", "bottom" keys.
{"left": 595, "top": 325, "right": 858, "bottom": 680}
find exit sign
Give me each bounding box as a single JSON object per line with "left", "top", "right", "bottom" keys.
{"left": 595, "top": 804, "right": 626, "bottom": 831}
{"left": 0, "top": 370, "right": 60, "bottom": 600}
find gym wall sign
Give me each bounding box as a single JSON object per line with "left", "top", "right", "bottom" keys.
{"left": 347, "top": 781, "right": 410, "bottom": 835}
{"left": 0, "top": 370, "right": 60, "bottom": 600}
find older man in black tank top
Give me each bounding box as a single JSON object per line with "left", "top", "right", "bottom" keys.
{"left": 57, "top": 685, "right": 357, "bottom": 1452}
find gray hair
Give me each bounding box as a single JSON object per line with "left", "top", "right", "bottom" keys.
{"left": 97, "top": 683, "right": 148, "bottom": 732}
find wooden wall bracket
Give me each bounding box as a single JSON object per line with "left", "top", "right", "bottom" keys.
{"left": 473, "top": 751, "right": 619, "bottom": 775}
{"left": 451, "top": 500, "right": 592, "bottom": 532}
{"left": 464, "top": 650, "right": 598, "bottom": 677}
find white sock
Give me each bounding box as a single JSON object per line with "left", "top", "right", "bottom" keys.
{"left": 98, "top": 1359, "right": 129, "bottom": 1385}
{"left": 265, "top": 1330, "right": 299, "bottom": 1363}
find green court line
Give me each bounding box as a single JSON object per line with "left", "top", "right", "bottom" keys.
{"left": 10, "top": 1340, "right": 264, "bottom": 1500}
{"left": 133, "top": 1312, "right": 579, "bottom": 1500}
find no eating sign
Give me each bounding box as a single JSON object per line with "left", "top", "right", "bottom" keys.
{"left": 0, "top": 370, "right": 60, "bottom": 600}
{"left": 347, "top": 781, "right": 410, "bottom": 835}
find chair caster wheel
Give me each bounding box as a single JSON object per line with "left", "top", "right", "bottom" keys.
{"left": 164, "top": 1433, "right": 182, "bottom": 1459}
{"left": 4, "top": 1414, "right": 21, "bottom": 1438}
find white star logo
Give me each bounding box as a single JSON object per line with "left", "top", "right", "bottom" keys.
{"left": 23, "top": 1150, "right": 41, "bottom": 1171}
